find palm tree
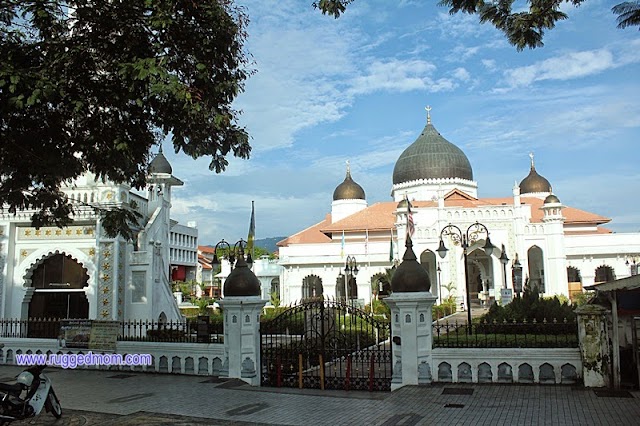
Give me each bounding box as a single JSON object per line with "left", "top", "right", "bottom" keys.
{"left": 613, "top": 2, "right": 640, "bottom": 29}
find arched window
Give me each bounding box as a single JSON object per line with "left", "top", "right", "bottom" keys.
{"left": 595, "top": 265, "right": 615, "bottom": 284}
{"left": 527, "top": 246, "right": 545, "bottom": 293}
{"left": 567, "top": 267, "right": 583, "bottom": 302}
{"left": 302, "top": 275, "right": 323, "bottom": 299}
{"left": 270, "top": 278, "right": 280, "bottom": 300}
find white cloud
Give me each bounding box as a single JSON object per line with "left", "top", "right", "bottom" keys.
{"left": 482, "top": 59, "right": 497, "bottom": 72}
{"left": 453, "top": 67, "right": 471, "bottom": 81}
{"left": 504, "top": 49, "right": 616, "bottom": 87}
{"left": 348, "top": 59, "right": 438, "bottom": 95}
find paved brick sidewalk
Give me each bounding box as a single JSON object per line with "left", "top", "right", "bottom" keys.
{"left": 2, "top": 365, "right": 639, "bottom": 425}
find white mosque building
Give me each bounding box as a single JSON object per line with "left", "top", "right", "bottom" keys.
{"left": 0, "top": 149, "right": 196, "bottom": 322}
{"left": 277, "top": 111, "right": 640, "bottom": 308}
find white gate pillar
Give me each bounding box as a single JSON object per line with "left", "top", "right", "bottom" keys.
{"left": 576, "top": 304, "right": 610, "bottom": 387}
{"left": 386, "top": 236, "right": 435, "bottom": 391}
{"left": 218, "top": 248, "right": 266, "bottom": 386}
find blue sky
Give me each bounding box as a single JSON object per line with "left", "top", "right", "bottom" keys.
{"left": 161, "top": 0, "right": 640, "bottom": 246}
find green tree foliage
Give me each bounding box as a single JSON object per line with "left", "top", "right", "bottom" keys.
{"left": 314, "top": 1, "right": 640, "bottom": 50}
{"left": 0, "top": 1, "right": 252, "bottom": 238}
{"left": 612, "top": 1, "right": 640, "bottom": 30}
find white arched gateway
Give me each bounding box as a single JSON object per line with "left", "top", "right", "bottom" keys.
{"left": 17, "top": 247, "right": 97, "bottom": 320}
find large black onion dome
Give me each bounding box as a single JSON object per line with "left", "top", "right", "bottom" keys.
{"left": 392, "top": 121, "right": 473, "bottom": 185}
{"left": 149, "top": 146, "right": 172, "bottom": 175}
{"left": 333, "top": 164, "right": 365, "bottom": 201}
{"left": 519, "top": 154, "right": 551, "bottom": 194}
{"left": 223, "top": 256, "right": 261, "bottom": 297}
{"left": 391, "top": 236, "right": 431, "bottom": 292}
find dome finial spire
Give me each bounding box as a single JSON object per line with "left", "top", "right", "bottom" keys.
{"left": 529, "top": 151, "right": 535, "bottom": 169}
{"left": 346, "top": 159, "right": 350, "bottom": 176}
{"left": 425, "top": 105, "right": 432, "bottom": 125}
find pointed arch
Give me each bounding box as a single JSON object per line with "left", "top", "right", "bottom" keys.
{"left": 595, "top": 265, "right": 615, "bottom": 284}
{"left": 371, "top": 272, "right": 391, "bottom": 298}
{"left": 302, "top": 275, "right": 323, "bottom": 299}
{"left": 567, "top": 266, "right": 583, "bottom": 302}
{"left": 527, "top": 245, "right": 545, "bottom": 293}
{"left": 419, "top": 249, "right": 436, "bottom": 296}
{"left": 270, "top": 278, "right": 280, "bottom": 300}
{"left": 20, "top": 247, "right": 96, "bottom": 289}
{"left": 18, "top": 247, "right": 96, "bottom": 320}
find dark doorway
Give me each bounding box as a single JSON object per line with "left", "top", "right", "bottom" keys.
{"left": 28, "top": 253, "right": 90, "bottom": 319}
{"left": 28, "top": 292, "right": 89, "bottom": 319}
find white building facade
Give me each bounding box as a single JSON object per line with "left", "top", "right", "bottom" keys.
{"left": 0, "top": 149, "right": 192, "bottom": 321}
{"left": 277, "top": 113, "right": 640, "bottom": 308}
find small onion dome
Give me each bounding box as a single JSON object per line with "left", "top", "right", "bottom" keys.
{"left": 397, "top": 198, "right": 412, "bottom": 209}
{"left": 519, "top": 154, "right": 551, "bottom": 194}
{"left": 149, "top": 147, "right": 172, "bottom": 175}
{"left": 223, "top": 256, "right": 261, "bottom": 297}
{"left": 333, "top": 165, "right": 365, "bottom": 201}
{"left": 544, "top": 194, "right": 560, "bottom": 204}
{"left": 391, "top": 236, "right": 431, "bottom": 292}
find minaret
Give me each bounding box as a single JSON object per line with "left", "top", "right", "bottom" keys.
{"left": 541, "top": 192, "right": 568, "bottom": 297}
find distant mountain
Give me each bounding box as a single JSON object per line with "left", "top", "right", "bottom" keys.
{"left": 255, "top": 237, "right": 286, "bottom": 253}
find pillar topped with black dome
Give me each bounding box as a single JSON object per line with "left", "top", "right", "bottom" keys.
{"left": 391, "top": 236, "right": 431, "bottom": 292}
{"left": 223, "top": 253, "right": 261, "bottom": 297}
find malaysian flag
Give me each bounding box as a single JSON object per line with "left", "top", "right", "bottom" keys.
{"left": 406, "top": 197, "right": 415, "bottom": 237}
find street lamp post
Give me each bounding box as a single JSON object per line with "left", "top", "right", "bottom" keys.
{"left": 212, "top": 238, "right": 253, "bottom": 272}
{"left": 499, "top": 244, "right": 509, "bottom": 289}
{"left": 437, "top": 264, "right": 442, "bottom": 304}
{"left": 344, "top": 255, "right": 358, "bottom": 304}
{"left": 512, "top": 254, "right": 523, "bottom": 295}
{"left": 436, "top": 222, "right": 496, "bottom": 334}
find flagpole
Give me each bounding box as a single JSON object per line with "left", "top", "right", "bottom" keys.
{"left": 247, "top": 200, "right": 255, "bottom": 264}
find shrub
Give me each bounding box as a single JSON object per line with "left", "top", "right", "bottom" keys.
{"left": 364, "top": 299, "right": 391, "bottom": 317}
{"left": 480, "top": 287, "right": 575, "bottom": 323}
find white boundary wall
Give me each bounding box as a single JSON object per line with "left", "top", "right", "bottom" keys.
{"left": 0, "top": 338, "right": 225, "bottom": 376}
{"left": 432, "top": 348, "right": 582, "bottom": 384}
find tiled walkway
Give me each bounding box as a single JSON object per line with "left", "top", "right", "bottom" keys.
{"left": 1, "top": 365, "right": 639, "bottom": 425}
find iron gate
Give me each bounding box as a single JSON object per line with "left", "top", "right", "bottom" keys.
{"left": 260, "top": 298, "right": 392, "bottom": 391}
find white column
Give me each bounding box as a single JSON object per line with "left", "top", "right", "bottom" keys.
{"left": 385, "top": 291, "right": 437, "bottom": 390}
{"left": 219, "top": 296, "right": 267, "bottom": 386}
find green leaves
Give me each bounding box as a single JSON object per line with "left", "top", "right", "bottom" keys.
{"left": 319, "top": 1, "right": 638, "bottom": 50}
{"left": 1, "top": 0, "right": 253, "bottom": 238}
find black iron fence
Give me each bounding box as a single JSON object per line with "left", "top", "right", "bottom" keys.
{"left": 120, "top": 318, "right": 224, "bottom": 343}
{"left": 0, "top": 318, "right": 61, "bottom": 339}
{"left": 433, "top": 319, "right": 578, "bottom": 348}
{"left": 261, "top": 299, "right": 392, "bottom": 391}
{"left": 0, "top": 318, "right": 224, "bottom": 343}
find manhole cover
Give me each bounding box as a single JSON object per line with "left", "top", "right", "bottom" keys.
{"left": 594, "top": 390, "right": 634, "bottom": 398}
{"left": 442, "top": 388, "right": 474, "bottom": 395}
{"left": 445, "top": 403, "right": 465, "bottom": 408}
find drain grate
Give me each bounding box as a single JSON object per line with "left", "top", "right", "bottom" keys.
{"left": 594, "top": 390, "right": 634, "bottom": 398}
{"left": 107, "top": 374, "right": 136, "bottom": 379}
{"left": 442, "top": 388, "right": 474, "bottom": 395}
{"left": 445, "top": 403, "right": 465, "bottom": 408}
